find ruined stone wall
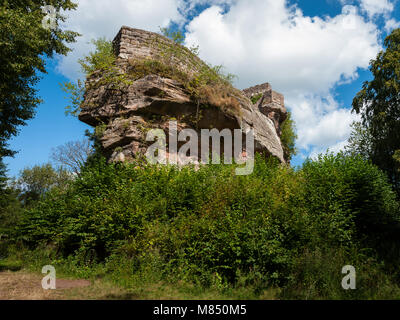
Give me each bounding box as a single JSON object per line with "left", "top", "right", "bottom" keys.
{"left": 112, "top": 26, "right": 162, "bottom": 60}
{"left": 243, "top": 83, "right": 284, "bottom": 106}
{"left": 242, "top": 83, "right": 286, "bottom": 134}
{"left": 264, "top": 89, "right": 284, "bottom": 107}
{"left": 242, "top": 83, "right": 271, "bottom": 98}
{"left": 112, "top": 26, "right": 205, "bottom": 76}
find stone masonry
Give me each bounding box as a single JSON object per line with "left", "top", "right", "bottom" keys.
{"left": 79, "top": 26, "right": 288, "bottom": 164}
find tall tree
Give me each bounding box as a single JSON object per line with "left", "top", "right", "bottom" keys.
{"left": 280, "top": 111, "right": 297, "bottom": 162}
{"left": 345, "top": 121, "right": 373, "bottom": 160}
{"left": 17, "top": 163, "right": 71, "bottom": 205}
{"left": 0, "top": 160, "right": 21, "bottom": 237}
{"left": 0, "top": 1, "right": 79, "bottom": 159}
{"left": 0, "top": 159, "right": 6, "bottom": 191}
{"left": 50, "top": 139, "right": 92, "bottom": 175}
{"left": 352, "top": 28, "right": 400, "bottom": 193}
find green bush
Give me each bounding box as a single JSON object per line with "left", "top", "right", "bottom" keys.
{"left": 13, "top": 153, "right": 400, "bottom": 298}
{"left": 280, "top": 111, "right": 297, "bottom": 162}
{"left": 302, "top": 153, "right": 400, "bottom": 247}
{"left": 281, "top": 246, "right": 400, "bottom": 300}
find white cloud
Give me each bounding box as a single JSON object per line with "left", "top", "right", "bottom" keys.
{"left": 385, "top": 18, "right": 400, "bottom": 32}
{"left": 359, "top": 0, "right": 394, "bottom": 17}
{"left": 57, "top": 0, "right": 184, "bottom": 80}
{"left": 55, "top": 0, "right": 387, "bottom": 158}
{"left": 288, "top": 94, "right": 360, "bottom": 153}
{"left": 184, "top": 2, "right": 379, "bottom": 93}
{"left": 339, "top": 0, "right": 394, "bottom": 17}
{"left": 183, "top": 0, "right": 380, "bottom": 156}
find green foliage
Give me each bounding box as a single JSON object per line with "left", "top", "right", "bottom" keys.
{"left": 280, "top": 111, "right": 297, "bottom": 162}
{"left": 345, "top": 121, "right": 373, "bottom": 160}
{"left": 78, "top": 38, "right": 116, "bottom": 75}
{"left": 17, "top": 163, "right": 72, "bottom": 205}
{"left": 352, "top": 28, "right": 400, "bottom": 193}
{"left": 160, "top": 27, "right": 185, "bottom": 45}
{"left": 0, "top": 1, "right": 78, "bottom": 158}
{"left": 0, "top": 183, "right": 22, "bottom": 241}
{"left": 0, "top": 160, "right": 23, "bottom": 255}
{"left": 394, "top": 150, "right": 400, "bottom": 173}
{"left": 302, "top": 153, "right": 399, "bottom": 246}
{"left": 62, "top": 37, "right": 132, "bottom": 116}
{"left": 281, "top": 246, "right": 400, "bottom": 300}
{"left": 12, "top": 153, "right": 400, "bottom": 298}
{"left": 61, "top": 80, "right": 85, "bottom": 117}
{"left": 0, "top": 160, "right": 7, "bottom": 191}
{"left": 0, "top": 185, "right": 21, "bottom": 231}
{"left": 61, "top": 38, "right": 132, "bottom": 116}
{"left": 250, "top": 93, "right": 263, "bottom": 104}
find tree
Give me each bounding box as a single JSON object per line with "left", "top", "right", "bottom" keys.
{"left": 280, "top": 111, "right": 298, "bottom": 162}
{"left": 0, "top": 1, "right": 78, "bottom": 159}
{"left": 50, "top": 139, "right": 92, "bottom": 175}
{"left": 17, "top": 163, "right": 72, "bottom": 205}
{"left": 352, "top": 28, "right": 400, "bottom": 193}
{"left": 0, "top": 160, "right": 22, "bottom": 238}
{"left": 0, "top": 159, "right": 7, "bottom": 191}
{"left": 345, "top": 121, "right": 373, "bottom": 160}
{"left": 0, "top": 185, "right": 22, "bottom": 238}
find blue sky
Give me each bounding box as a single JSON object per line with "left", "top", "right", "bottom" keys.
{"left": 5, "top": 0, "right": 400, "bottom": 176}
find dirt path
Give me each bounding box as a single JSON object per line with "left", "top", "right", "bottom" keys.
{"left": 0, "top": 271, "right": 135, "bottom": 300}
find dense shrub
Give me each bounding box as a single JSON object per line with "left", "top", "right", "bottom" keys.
{"left": 13, "top": 153, "right": 400, "bottom": 297}
{"left": 305, "top": 154, "right": 398, "bottom": 226}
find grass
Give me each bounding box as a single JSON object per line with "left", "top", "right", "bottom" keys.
{"left": 0, "top": 270, "right": 133, "bottom": 300}
{"left": 0, "top": 265, "right": 279, "bottom": 300}
{"left": 0, "top": 269, "right": 279, "bottom": 300}
{"left": 0, "top": 259, "right": 22, "bottom": 272}
{"left": 1, "top": 245, "right": 280, "bottom": 300}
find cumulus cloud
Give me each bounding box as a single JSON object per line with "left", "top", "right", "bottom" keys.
{"left": 184, "top": 2, "right": 379, "bottom": 93}
{"left": 56, "top": 0, "right": 389, "bottom": 158}
{"left": 385, "top": 18, "right": 400, "bottom": 32}
{"left": 57, "top": 0, "right": 184, "bottom": 80}
{"left": 339, "top": 0, "right": 394, "bottom": 17}
{"left": 288, "top": 94, "right": 360, "bottom": 153}
{"left": 359, "top": 0, "right": 394, "bottom": 17}
{"left": 183, "top": 0, "right": 380, "bottom": 156}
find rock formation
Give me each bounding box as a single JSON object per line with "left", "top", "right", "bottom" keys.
{"left": 79, "top": 26, "right": 288, "bottom": 164}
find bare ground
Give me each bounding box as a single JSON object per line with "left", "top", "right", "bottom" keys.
{"left": 0, "top": 271, "right": 136, "bottom": 300}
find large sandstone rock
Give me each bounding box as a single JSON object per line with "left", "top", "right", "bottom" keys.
{"left": 79, "top": 26, "right": 288, "bottom": 164}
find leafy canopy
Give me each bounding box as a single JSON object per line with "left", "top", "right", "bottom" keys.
{"left": 352, "top": 28, "right": 400, "bottom": 192}
{"left": 17, "top": 163, "right": 72, "bottom": 205}
{"left": 280, "top": 111, "right": 297, "bottom": 162}
{"left": 61, "top": 37, "right": 125, "bottom": 117}
{"left": 78, "top": 38, "right": 116, "bottom": 75}
{"left": 15, "top": 153, "right": 400, "bottom": 295}
{"left": 0, "top": 1, "right": 79, "bottom": 159}
{"left": 345, "top": 121, "right": 373, "bottom": 160}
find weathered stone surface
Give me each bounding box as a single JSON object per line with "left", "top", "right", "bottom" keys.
{"left": 79, "top": 26, "right": 288, "bottom": 164}
{"left": 242, "top": 83, "right": 287, "bottom": 135}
